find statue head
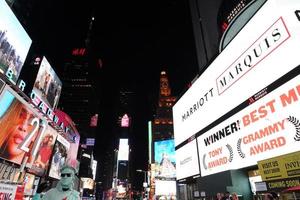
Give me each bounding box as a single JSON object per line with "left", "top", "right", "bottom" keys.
{"left": 59, "top": 165, "right": 76, "bottom": 190}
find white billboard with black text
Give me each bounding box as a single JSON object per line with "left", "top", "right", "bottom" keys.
{"left": 173, "top": 0, "right": 300, "bottom": 179}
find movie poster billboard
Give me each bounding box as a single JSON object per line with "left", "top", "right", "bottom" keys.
{"left": 48, "top": 134, "right": 70, "bottom": 179}
{"left": 0, "top": 182, "right": 17, "bottom": 199}
{"left": 0, "top": 0, "right": 32, "bottom": 83}
{"left": 27, "top": 126, "right": 58, "bottom": 176}
{"left": 23, "top": 173, "right": 35, "bottom": 196}
{"left": 154, "top": 139, "right": 176, "bottom": 179}
{"left": 55, "top": 109, "right": 80, "bottom": 170}
{"left": 33, "top": 57, "right": 62, "bottom": 109}
{"left": 0, "top": 86, "right": 41, "bottom": 165}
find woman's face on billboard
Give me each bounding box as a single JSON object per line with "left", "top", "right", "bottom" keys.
{"left": 7, "top": 107, "right": 33, "bottom": 157}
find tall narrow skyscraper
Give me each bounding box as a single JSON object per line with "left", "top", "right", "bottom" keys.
{"left": 59, "top": 16, "right": 99, "bottom": 138}
{"left": 152, "top": 71, "right": 176, "bottom": 141}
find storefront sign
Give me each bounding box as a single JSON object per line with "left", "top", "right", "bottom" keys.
{"left": 255, "top": 182, "right": 267, "bottom": 192}
{"left": 258, "top": 151, "right": 300, "bottom": 181}
{"left": 266, "top": 177, "right": 300, "bottom": 191}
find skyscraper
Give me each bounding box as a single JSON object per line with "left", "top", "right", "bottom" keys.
{"left": 152, "top": 71, "right": 176, "bottom": 142}
{"left": 59, "top": 16, "right": 99, "bottom": 138}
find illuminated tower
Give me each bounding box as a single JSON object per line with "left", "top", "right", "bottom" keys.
{"left": 152, "top": 71, "right": 176, "bottom": 141}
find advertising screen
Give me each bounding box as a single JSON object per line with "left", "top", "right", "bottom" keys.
{"left": 173, "top": 0, "right": 300, "bottom": 178}
{"left": 154, "top": 139, "right": 176, "bottom": 179}
{"left": 54, "top": 109, "right": 80, "bottom": 169}
{"left": 155, "top": 180, "right": 176, "bottom": 196}
{"left": 175, "top": 139, "right": 199, "bottom": 180}
{"left": 81, "top": 178, "right": 94, "bottom": 190}
{"left": 173, "top": 0, "right": 300, "bottom": 147}
{"left": 33, "top": 57, "right": 62, "bottom": 109}
{"left": 0, "top": 86, "right": 41, "bottom": 165}
{"left": 117, "top": 139, "right": 129, "bottom": 161}
{"left": 0, "top": 182, "right": 17, "bottom": 199}
{"left": 27, "top": 126, "right": 58, "bottom": 176}
{"left": 48, "top": 134, "right": 70, "bottom": 179}
{"left": 197, "top": 67, "right": 300, "bottom": 176}
{"left": 23, "top": 173, "right": 35, "bottom": 196}
{"left": 92, "top": 160, "right": 97, "bottom": 180}
{"left": 0, "top": 0, "right": 32, "bottom": 84}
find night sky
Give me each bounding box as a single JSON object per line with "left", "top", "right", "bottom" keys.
{"left": 23, "top": 0, "right": 199, "bottom": 186}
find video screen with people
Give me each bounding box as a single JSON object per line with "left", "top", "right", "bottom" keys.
{"left": 48, "top": 135, "right": 70, "bottom": 180}
{"left": 27, "top": 126, "right": 58, "bottom": 176}
{"left": 0, "top": 87, "right": 39, "bottom": 165}
{"left": 33, "top": 57, "right": 62, "bottom": 109}
{"left": 0, "top": 0, "right": 32, "bottom": 83}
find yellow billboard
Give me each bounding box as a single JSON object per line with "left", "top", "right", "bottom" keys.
{"left": 258, "top": 151, "right": 300, "bottom": 181}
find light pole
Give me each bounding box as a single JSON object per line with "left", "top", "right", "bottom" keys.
{"left": 136, "top": 169, "right": 148, "bottom": 198}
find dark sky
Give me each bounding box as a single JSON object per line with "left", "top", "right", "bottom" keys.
{"left": 24, "top": 0, "right": 199, "bottom": 185}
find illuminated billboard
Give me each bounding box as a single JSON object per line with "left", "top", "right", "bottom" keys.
{"left": 0, "top": 0, "right": 32, "bottom": 83}
{"left": 173, "top": 0, "right": 300, "bottom": 179}
{"left": 92, "top": 160, "right": 97, "bottom": 180}
{"left": 33, "top": 57, "right": 62, "bottom": 109}
{"left": 48, "top": 134, "right": 70, "bottom": 179}
{"left": 198, "top": 69, "right": 300, "bottom": 176}
{"left": 0, "top": 86, "right": 41, "bottom": 165}
{"left": 117, "top": 139, "right": 129, "bottom": 161}
{"left": 55, "top": 109, "right": 80, "bottom": 169}
{"left": 121, "top": 114, "right": 130, "bottom": 127}
{"left": 173, "top": 0, "right": 300, "bottom": 146}
{"left": 23, "top": 173, "right": 36, "bottom": 196}
{"left": 155, "top": 180, "right": 176, "bottom": 196}
{"left": 81, "top": 178, "right": 94, "bottom": 190}
{"left": 154, "top": 139, "right": 176, "bottom": 179}
{"left": 175, "top": 139, "right": 199, "bottom": 180}
{"left": 27, "top": 126, "right": 58, "bottom": 176}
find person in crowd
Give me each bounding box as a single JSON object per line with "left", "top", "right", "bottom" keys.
{"left": 264, "top": 192, "right": 279, "bottom": 200}
{"left": 231, "top": 192, "right": 239, "bottom": 200}
{"left": 41, "top": 165, "right": 80, "bottom": 200}
{"left": 34, "top": 134, "right": 55, "bottom": 169}
{"left": 216, "top": 192, "right": 224, "bottom": 200}
{"left": 222, "top": 191, "right": 231, "bottom": 200}
{"left": 0, "top": 100, "right": 34, "bottom": 164}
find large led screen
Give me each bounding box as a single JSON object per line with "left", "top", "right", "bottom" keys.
{"left": 197, "top": 69, "right": 300, "bottom": 176}
{"left": 23, "top": 173, "right": 35, "bottom": 196}
{"left": 173, "top": 0, "right": 300, "bottom": 147}
{"left": 55, "top": 109, "right": 80, "bottom": 169}
{"left": 0, "top": 86, "right": 41, "bottom": 165}
{"left": 174, "top": 0, "right": 300, "bottom": 179}
{"left": 155, "top": 180, "right": 176, "bottom": 196}
{"left": 175, "top": 139, "right": 199, "bottom": 180}
{"left": 0, "top": 0, "right": 32, "bottom": 83}
{"left": 48, "top": 134, "right": 70, "bottom": 179}
{"left": 33, "top": 57, "right": 62, "bottom": 109}
{"left": 117, "top": 139, "right": 129, "bottom": 161}
{"left": 27, "top": 126, "right": 58, "bottom": 176}
{"left": 154, "top": 139, "right": 176, "bottom": 179}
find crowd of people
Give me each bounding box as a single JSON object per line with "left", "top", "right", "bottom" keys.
{"left": 215, "top": 191, "right": 279, "bottom": 200}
